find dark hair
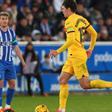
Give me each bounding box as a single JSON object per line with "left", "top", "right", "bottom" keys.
{"left": 24, "top": 42, "right": 37, "bottom": 61}
{"left": 62, "top": 0, "right": 77, "bottom": 12}
{"left": 0, "top": 11, "right": 9, "bottom": 17}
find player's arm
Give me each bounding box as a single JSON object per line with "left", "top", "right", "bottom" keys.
{"left": 14, "top": 46, "right": 26, "bottom": 67}
{"left": 49, "top": 32, "right": 75, "bottom": 57}
{"left": 86, "top": 25, "right": 97, "bottom": 51}
{"left": 11, "top": 29, "right": 26, "bottom": 67}
{"left": 56, "top": 32, "right": 74, "bottom": 54}
{"left": 82, "top": 17, "right": 97, "bottom": 58}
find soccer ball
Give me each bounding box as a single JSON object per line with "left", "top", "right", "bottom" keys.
{"left": 35, "top": 104, "right": 49, "bottom": 112}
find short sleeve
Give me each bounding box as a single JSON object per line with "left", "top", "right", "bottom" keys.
{"left": 11, "top": 29, "right": 18, "bottom": 46}
{"left": 12, "top": 38, "right": 18, "bottom": 46}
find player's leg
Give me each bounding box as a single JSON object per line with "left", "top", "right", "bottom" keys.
{"left": 0, "top": 80, "right": 3, "bottom": 111}
{"left": 5, "top": 79, "right": 15, "bottom": 108}
{"left": 35, "top": 73, "right": 44, "bottom": 96}
{"left": 0, "top": 62, "right": 5, "bottom": 111}
{"left": 79, "top": 76, "right": 112, "bottom": 89}
{"left": 77, "top": 64, "right": 112, "bottom": 89}
{"left": 56, "top": 58, "right": 74, "bottom": 112}
{"left": 26, "top": 75, "right": 32, "bottom": 96}
{"left": 4, "top": 63, "right": 16, "bottom": 111}
{"left": 57, "top": 72, "right": 72, "bottom": 112}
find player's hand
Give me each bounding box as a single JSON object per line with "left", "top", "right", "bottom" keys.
{"left": 86, "top": 49, "right": 92, "bottom": 58}
{"left": 49, "top": 50, "right": 58, "bottom": 57}
{"left": 22, "top": 62, "right": 27, "bottom": 68}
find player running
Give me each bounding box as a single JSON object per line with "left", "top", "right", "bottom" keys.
{"left": 49, "top": 0, "right": 112, "bottom": 112}
{"left": 0, "top": 11, "right": 26, "bottom": 112}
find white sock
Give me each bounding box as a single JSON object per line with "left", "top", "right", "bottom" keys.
{"left": 0, "top": 106, "right": 2, "bottom": 109}
{"left": 5, "top": 104, "right": 11, "bottom": 108}
{"left": 59, "top": 108, "right": 65, "bottom": 112}
{"left": 61, "top": 109, "right": 65, "bottom": 112}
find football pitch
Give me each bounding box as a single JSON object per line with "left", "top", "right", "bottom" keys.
{"left": 7, "top": 93, "right": 112, "bottom": 112}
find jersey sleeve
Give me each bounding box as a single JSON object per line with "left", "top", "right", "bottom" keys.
{"left": 75, "top": 17, "right": 90, "bottom": 29}
{"left": 65, "top": 20, "right": 75, "bottom": 33}
{"left": 57, "top": 32, "right": 75, "bottom": 53}
{"left": 82, "top": 17, "right": 90, "bottom": 29}
{"left": 12, "top": 29, "right": 18, "bottom": 46}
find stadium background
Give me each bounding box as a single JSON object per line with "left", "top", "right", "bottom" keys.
{"left": 0, "top": 0, "right": 112, "bottom": 112}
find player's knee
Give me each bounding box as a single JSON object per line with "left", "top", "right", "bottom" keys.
{"left": 0, "top": 80, "right": 4, "bottom": 88}
{"left": 9, "top": 82, "right": 15, "bottom": 89}
{"left": 80, "top": 83, "right": 90, "bottom": 89}
{"left": 59, "top": 78, "right": 67, "bottom": 85}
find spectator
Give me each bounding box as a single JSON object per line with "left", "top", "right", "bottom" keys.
{"left": 89, "top": 6, "right": 102, "bottom": 21}
{"left": 41, "top": 33, "right": 53, "bottom": 41}
{"left": 17, "top": 4, "right": 31, "bottom": 21}
{"left": 26, "top": 12, "right": 37, "bottom": 33}
{"left": 16, "top": 17, "right": 30, "bottom": 39}
{"left": 31, "top": 4, "right": 43, "bottom": 24}
{"left": 77, "top": 3, "right": 90, "bottom": 19}
{"left": 41, "top": 54, "right": 62, "bottom": 73}
{"left": 53, "top": 31, "right": 65, "bottom": 41}
{"left": 31, "top": 29, "right": 42, "bottom": 41}
{"left": 99, "top": 26, "right": 109, "bottom": 41}
{"left": 0, "top": 0, "right": 111, "bottom": 41}
{"left": 106, "top": 17, "right": 112, "bottom": 39}
{"left": 9, "top": 3, "right": 18, "bottom": 23}
{"left": 38, "top": 15, "right": 52, "bottom": 35}
{"left": 41, "top": 54, "right": 53, "bottom": 73}
{"left": 22, "top": 42, "right": 45, "bottom": 96}
{"left": 53, "top": 0, "right": 63, "bottom": 13}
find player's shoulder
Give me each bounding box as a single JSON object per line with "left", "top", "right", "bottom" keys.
{"left": 76, "top": 14, "right": 88, "bottom": 22}
{"left": 9, "top": 27, "right": 15, "bottom": 32}
{"left": 75, "top": 14, "right": 90, "bottom": 27}
{"left": 65, "top": 14, "right": 75, "bottom": 27}
{"left": 9, "top": 27, "right": 16, "bottom": 35}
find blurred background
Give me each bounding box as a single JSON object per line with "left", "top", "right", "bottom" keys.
{"left": 0, "top": 0, "right": 112, "bottom": 107}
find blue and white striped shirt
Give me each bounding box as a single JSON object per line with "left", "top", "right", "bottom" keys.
{"left": 0, "top": 27, "right": 18, "bottom": 62}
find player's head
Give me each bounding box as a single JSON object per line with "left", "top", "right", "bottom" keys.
{"left": 61, "top": 0, "right": 77, "bottom": 18}
{"left": 0, "top": 11, "right": 10, "bottom": 27}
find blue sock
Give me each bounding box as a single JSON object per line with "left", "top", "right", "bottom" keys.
{"left": 6, "top": 88, "right": 15, "bottom": 105}
{"left": 0, "top": 88, "right": 2, "bottom": 107}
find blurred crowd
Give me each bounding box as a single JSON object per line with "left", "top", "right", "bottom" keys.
{"left": 0, "top": 0, "right": 112, "bottom": 41}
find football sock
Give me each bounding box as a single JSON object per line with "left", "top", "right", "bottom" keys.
{"left": 60, "top": 109, "right": 65, "bottom": 112}
{"left": 5, "top": 104, "right": 11, "bottom": 108}
{"left": 6, "top": 88, "right": 15, "bottom": 105}
{"left": 59, "top": 84, "right": 69, "bottom": 110}
{"left": 0, "top": 88, "right": 2, "bottom": 107}
{"left": 90, "top": 79, "right": 112, "bottom": 88}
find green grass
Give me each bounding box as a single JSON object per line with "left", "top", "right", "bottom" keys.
{"left": 4, "top": 94, "right": 112, "bottom": 112}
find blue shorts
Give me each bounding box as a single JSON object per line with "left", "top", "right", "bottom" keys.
{"left": 0, "top": 61, "right": 16, "bottom": 80}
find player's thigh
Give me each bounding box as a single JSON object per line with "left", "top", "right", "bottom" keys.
{"left": 5, "top": 64, "right": 16, "bottom": 80}
{"left": 73, "top": 63, "right": 89, "bottom": 80}
{"left": 0, "top": 62, "right": 5, "bottom": 81}
{"left": 62, "top": 58, "right": 74, "bottom": 75}
{"left": 60, "top": 58, "right": 74, "bottom": 84}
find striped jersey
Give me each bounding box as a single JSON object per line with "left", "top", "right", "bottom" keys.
{"left": 0, "top": 27, "right": 18, "bottom": 62}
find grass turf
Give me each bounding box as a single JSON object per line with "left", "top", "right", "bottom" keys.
{"left": 4, "top": 94, "right": 112, "bottom": 112}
